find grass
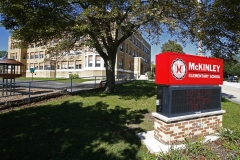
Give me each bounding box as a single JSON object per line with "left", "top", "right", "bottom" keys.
{"left": 0, "top": 81, "right": 157, "bottom": 160}
{"left": 0, "top": 81, "right": 239, "bottom": 160}
{"left": 17, "top": 77, "right": 96, "bottom": 83}
{"left": 221, "top": 98, "right": 240, "bottom": 137}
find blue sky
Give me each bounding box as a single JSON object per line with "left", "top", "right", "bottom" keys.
{"left": 0, "top": 27, "right": 9, "bottom": 52}
{"left": 150, "top": 33, "right": 199, "bottom": 62}
{"left": 0, "top": 26, "right": 199, "bottom": 61}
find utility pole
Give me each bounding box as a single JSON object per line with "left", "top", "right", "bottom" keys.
{"left": 197, "top": 0, "right": 203, "bottom": 56}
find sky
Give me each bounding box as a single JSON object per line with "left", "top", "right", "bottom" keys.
{"left": 0, "top": 26, "right": 200, "bottom": 62}
{"left": 150, "top": 33, "right": 199, "bottom": 62}
{"left": 0, "top": 27, "right": 9, "bottom": 52}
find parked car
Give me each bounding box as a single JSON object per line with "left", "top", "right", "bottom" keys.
{"left": 227, "top": 76, "right": 239, "bottom": 82}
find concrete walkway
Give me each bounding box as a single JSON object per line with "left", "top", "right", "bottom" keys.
{"left": 136, "top": 130, "right": 219, "bottom": 153}
{"left": 14, "top": 78, "right": 133, "bottom": 93}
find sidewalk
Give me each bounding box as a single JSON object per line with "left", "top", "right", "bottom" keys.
{"left": 13, "top": 78, "right": 136, "bottom": 93}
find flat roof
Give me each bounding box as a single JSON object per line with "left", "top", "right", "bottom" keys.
{"left": 0, "top": 59, "right": 24, "bottom": 65}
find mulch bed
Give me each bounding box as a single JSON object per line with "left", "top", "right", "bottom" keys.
{"left": 144, "top": 113, "right": 239, "bottom": 159}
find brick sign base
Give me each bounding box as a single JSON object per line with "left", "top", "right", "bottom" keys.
{"left": 152, "top": 111, "right": 225, "bottom": 144}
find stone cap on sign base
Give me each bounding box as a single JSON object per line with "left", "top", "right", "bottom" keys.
{"left": 152, "top": 110, "right": 226, "bottom": 123}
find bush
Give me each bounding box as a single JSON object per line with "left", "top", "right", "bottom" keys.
{"left": 157, "top": 146, "right": 188, "bottom": 160}
{"left": 146, "top": 71, "right": 155, "bottom": 79}
{"left": 69, "top": 74, "right": 79, "bottom": 79}
{"left": 157, "top": 136, "right": 218, "bottom": 160}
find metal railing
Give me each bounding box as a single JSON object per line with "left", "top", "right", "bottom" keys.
{"left": 0, "top": 82, "right": 66, "bottom": 110}
{"left": 69, "top": 73, "right": 137, "bottom": 93}
{"left": 0, "top": 73, "right": 137, "bottom": 108}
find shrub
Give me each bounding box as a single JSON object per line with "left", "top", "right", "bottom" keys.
{"left": 157, "top": 136, "right": 218, "bottom": 160}
{"left": 69, "top": 74, "right": 79, "bottom": 79}
{"left": 157, "top": 146, "right": 188, "bottom": 160}
{"left": 218, "top": 127, "right": 239, "bottom": 142}
{"left": 146, "top": 71, "right": 155, "bottom": 79}
{"left": 184, "top": 136, "right": 218, "bottom": 159}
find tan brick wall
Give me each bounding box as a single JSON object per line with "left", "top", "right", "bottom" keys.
{"left": 154, "top": 115, "right": 223, "bottom": 144}
{"left": 27, "top": 70, "right": 56, "bottom": 78}
{"left": 8, "top": 34, "right": 151, "bottom": 78}
{"left": 80, "top": 70, "right": 105, "bottom": 77}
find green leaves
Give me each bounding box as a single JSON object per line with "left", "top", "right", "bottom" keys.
{"left": 197, "top": 0, "right": 240, "bottom": 58}
{"left": 0, "top": 51, "right": 7, "bottom": 58}
{"left": 161, "top": 40, "right": 184, "bottom": 53}
{"left": 1, "top": 0, "right": 240, "bottom": 92}
{"left": 1, "top": 0, "right": 76, "bottom": 43}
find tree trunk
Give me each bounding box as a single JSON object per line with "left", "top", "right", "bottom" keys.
{"left": 104, "top": 53, "right": 116, "bottom": 93}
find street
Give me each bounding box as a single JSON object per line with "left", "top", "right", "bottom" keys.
{"left": 222, "top": 81, "right": 240, "bottom": 104}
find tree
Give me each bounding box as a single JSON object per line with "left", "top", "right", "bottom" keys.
{"left": 224, "top": 62, "right": 240, "bottom": 78}
{"left": 150, "top": 61, "right": 155, "bottom": 79}
{"left": 204, "top": 0, "right": 240, "bottom": 60}
{"left": 223, "top": 53, "right": 240, "bottom": 78}
{"left": 0, "top": 0, "right": 194, "bottom": 93}
{"left": 174, "top": 0, "right": 240, "bottom": 60}
{"left": 161, "top": 40, "right": 184, "bottom": 53}
{"left": 1, "top": 0, "right": 239, "bottom": 92}
{"left": 0, "top": 50, "right": 7, "bottom": 58}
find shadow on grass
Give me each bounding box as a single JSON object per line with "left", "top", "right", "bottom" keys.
{"left": 222, "top": 92, "right": 236, "bottom": 101}
{"left": 222, "top": 97, "right": 231, "bottom": 103}
{"left": 78, "top": 80, "right": 157, "bottom": 101}
{"left": 0, "top": 100, "right": 149, "bottom": 160}
{"left": 116, "top": 81, "right": 156, "bottom": 100}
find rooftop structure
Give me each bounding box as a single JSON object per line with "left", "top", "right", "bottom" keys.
{"left": 0, "top": 59, "right": 25, "bottom": 79}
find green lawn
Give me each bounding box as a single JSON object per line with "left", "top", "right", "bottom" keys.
{"left": 221, "top": 98, "right": 240, "bottom": 137}
{"left": 0, "top": 81, "right": 156, "bottom": 160}
{"left": 0, "top": 81, "right": 239, "bottom": 160}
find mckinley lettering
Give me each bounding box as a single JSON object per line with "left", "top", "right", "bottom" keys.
{"left": 189, "top": 62, "right": 220, "bottom": 72}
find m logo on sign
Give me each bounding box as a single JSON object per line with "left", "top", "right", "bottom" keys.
{"left": 171, "top": 58, "right": 186, "bottom": 80}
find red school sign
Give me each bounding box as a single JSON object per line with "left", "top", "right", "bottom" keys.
{"left": 155, "top": 52, "right": 224, "bottom": 85}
